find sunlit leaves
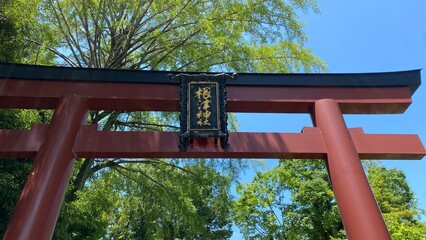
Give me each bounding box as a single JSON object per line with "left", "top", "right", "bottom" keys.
{"left": 366, "top": 162, "right": 426, "bottom": 240}
{"left": 1, "top": 0, "right": 57, "bottom": 64}
{"left": 233, "top": 161, "right": 426, "bottom": 239}
{"left": 233, "top": 160, "right": 342, "bottom": 239}
{"left": 34, "top": 0, "right": 326, "bottom": 72}
{"left": 62, "top": 160, "right": 234, "bottom": 239}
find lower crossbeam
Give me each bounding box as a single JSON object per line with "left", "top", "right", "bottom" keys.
{"left": 0, "top": 125, "right": 424, "bottom": 159}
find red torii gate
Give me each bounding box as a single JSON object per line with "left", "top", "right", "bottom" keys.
{"left": 0, "top": 63, "right": 425, "bottom": 240}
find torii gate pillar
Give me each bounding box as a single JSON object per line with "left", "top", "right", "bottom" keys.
{"left": 3, "top": 95, "right": 89, "bottom": 240}
{"left": 313, "top": 99, "right": 390, "bottom": 239}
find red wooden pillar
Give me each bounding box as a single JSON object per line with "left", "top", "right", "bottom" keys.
{"left": 3, "top": 94, "right": 89, "bottom": 240}
{"left": 312, "top": 99, "right": 390, "bottom": 240}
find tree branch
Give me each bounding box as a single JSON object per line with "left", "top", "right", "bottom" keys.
{"left": 26, "top": 39, "right": 78, "bottom": 67}
{"left": 114, "top": 120, "right": 179, "bottom": 130}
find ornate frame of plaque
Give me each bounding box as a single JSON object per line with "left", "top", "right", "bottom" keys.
{"left": 169, "top": 73, "right": 237, "bottom": 151}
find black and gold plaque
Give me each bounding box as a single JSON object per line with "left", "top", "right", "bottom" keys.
{"left": 169, "top": 73, "right": 237, "bottom": 151}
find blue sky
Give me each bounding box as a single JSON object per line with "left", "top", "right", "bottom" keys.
{"left": 233, "top": 0, "right": 426, "bottom": 238}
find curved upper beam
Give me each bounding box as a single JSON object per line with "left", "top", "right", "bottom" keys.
{"left": 0, "top": 63, "right": 421, "bottom": 93}
{"left": 0, "top": 63, "right": 421, "bottom": 113}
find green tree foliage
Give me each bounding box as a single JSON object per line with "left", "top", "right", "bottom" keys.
{"left": 53, "top": 159, "right": 234, "bottom": 240}
{"left": 0, "top": 0, "right": 56, "bottom": 64}
{"left": 38, "top": 0, "right": 325, "bottom": 72}
{"left": 233, "top": 161, "right": 342, "bottom": 239}
{"left": 106, "top": 161, "right": 233, "bottom": 239}
{"left": 232, "top": 161, "right": 426, "bottom": 239}
{"left": 366, "top": 162, "right": 426, "bottom": 240}
{"left": 0, "top": 158, "right": 32, "bottom": 236}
